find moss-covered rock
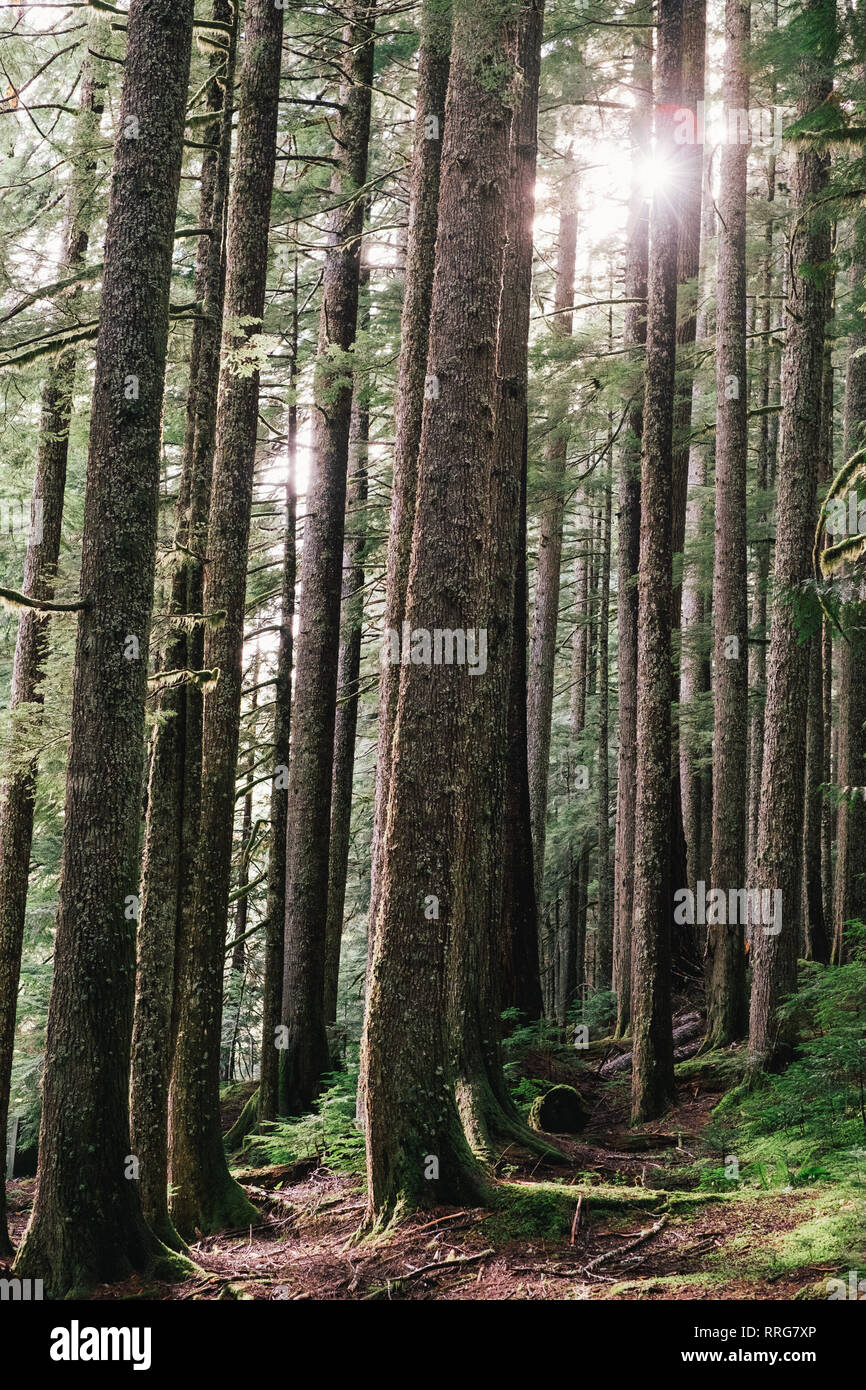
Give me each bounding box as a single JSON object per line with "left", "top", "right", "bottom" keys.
{"left": 528, "top": 1084, "right": 590, "bottom": 1134}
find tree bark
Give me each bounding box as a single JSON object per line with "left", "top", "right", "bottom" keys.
{"left": 528, "top": 152, "right": 578, "bottom": 926}
{"left": 833, "top": 236, "right": 866, "bottom": 961}
{"left": 281, "top": 1, "right": 376, "bottom": 1116}
{"left": 0, "top": 36, "right": 111, "bottom": 1257}
{"left": 361, "top": 0, "right": 522, "bottom": 1224}
{"left": 704, "top": 0, "right": 749, "bottom": 1047}
{"left": 170, "top": 0, "right": 284, "bottom": 1238}
{"left": 630, "top": 0, "right": 683, "bottom": 1123}
{"left": 130, "top": 0, "right": 236, "bottom": 1251}
{"left": 259, "top": 304, "right": 298, "bottom": 1125}
{"left": 613, "top": 23, "right": 652, "bottom": 1037}
{"left": 367, "top": 0, "right": 450, "bottom": 995}
{"left": 324, "top": 268, "right": 370, "bottom": 1025}
{"left": 749, "top": 0, "right": 833, "bottom": 1072}
{"left": 14, "top": 0, "right": 196, "bottom": 1297}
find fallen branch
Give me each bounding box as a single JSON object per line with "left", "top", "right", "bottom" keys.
{"left": 580, "top": 1214, "right": 669, "bottom": 1276}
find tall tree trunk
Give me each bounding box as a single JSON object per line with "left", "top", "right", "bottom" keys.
{"left": 749, "top": 0, "right": 834, "bottom": 1072}
{"left": 14, "top": 0, "right": 196, "bottom": 1297}
{"left": 130, "top": 0, "right": 236, "bottom": 1249}
{"left": 324, "top": 269, "right": 371, "bottom": 1025}
{"left": 362, "top": 0, "right": 521, "bottom": 1224}
{"left": 367, "top": 0, "right": 450, "bottom": 989}
{"left": 281, "top": 1, "right": 376, "bottom": 1116}
{"left": 669, "top": 0, "right": 706, "bottom": 983}
{"left": 705, "top": 0, "right": 749, "bottom": 1047}
{"left": 596, "top": 461, "right": 613, "bottom": 987}
{"left": 449, "top": 0, "right": 550, "bottom": 1158}
{"left": 501, "top": 456, "right": 543, "bottom": 1019}
{"left": 833, "top": 235, "right": 866, "bottom": 961}
{"left": 630, "top": 0, "right": 683, "bottom": 1124}
{"left": 747, "top": 139, "right": 778, "bottom": 878}
{"left": 0, "top": 34, "right": 108, "bottom": 1259}
{"left": 170, "top": 0, "right": 285, "bottom": 1238}
{"left": 613, "top": 23, "right": 652, "bottom": 1037}
{"left": 527, "top": 152, "right": 578, "bottom": 925}
{"left": 259, "top": 313, "right": 298, "bottom": 1125}
{"left": 803, "top": 629, "right": 830, "bottom": 958}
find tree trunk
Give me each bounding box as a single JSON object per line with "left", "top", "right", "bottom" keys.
{"left": 630, "top": 0, "right": 683, "bottom": 1124}
{"left": 449, "top": 0, "right": 551, "bottom": 1160}
{"left": 259, "top": 306, "right": 298, "bottom": 1125}
{"left": 170, "top": 0, "right": 284, "bottom": 1238}
{"left": 324, "top": 268, "right": 371, "bottom": 1025}
{"left": 367, "top": 0, "right": 450, "bottom": 993}
{"left": 14, "top": 0, "right": 196, "bottom": 1297}
{"left": 131, "top": 2, "right": 236, "bottom": 1249}
{"left": 527, "top": 152, "right": 578, "bottom": 922}
{"left": 833, "top": 235, "right": 866, "bottom": 961}
{"left": 613, "top": 24, "right": 652, "bottom": 1037}
{"left": 747, "top": 141, "right": 777, "bottom": 878}
{"left": 361, "top": 0, "right": 522, "bottom": 1225}
{"left": 704, "top": 0, "right": 749, "bottom": 1047}
{"left": 0, "top": 34, "right": 108, "bottom": 1259}
{"left": 596, "top": 460, "right": 613, "bottom": 988}
{"left": 749, "top": 0, "right": 833, "bottom": 1072}
{"left": 281, "top": 1, "right": 376, "bottom": 1116}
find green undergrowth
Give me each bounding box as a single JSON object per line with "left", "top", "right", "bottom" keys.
{"left": 232, "top": 1058, "right": 365, "bottom": 1175}
{"left": 693, "top": 930, "right": 866, "bottom": 1195}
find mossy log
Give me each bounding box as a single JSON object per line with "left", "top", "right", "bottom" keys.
{"left": 528, "top": 1084, "right": 591, "bottom": 1134}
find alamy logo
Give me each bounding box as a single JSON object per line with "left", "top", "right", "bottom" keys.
{"left": 382, "top": 622, "right": 487, "bottom": 676}
{"left": 673, "top": 881, "right": 782, "bottom": 935}
{"left": 50, "top": 1320, "right": 152, "bottom": 1372}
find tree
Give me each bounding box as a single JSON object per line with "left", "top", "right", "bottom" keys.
{"left": 0, "top": 32, "right": 109, "bottom": 1257}
{"left": 170, "top": 0, "right": 285, "bottom": 1238}
{"left": 613, "top": 20, "right": 653, "bottom": 1036}
{"left": 13, "top": 0, "right": 196, "bottom": 1297}
{"left": 832, "top": 225, "right": 866, "bottom": 961}
{"left": 325, "top": 266, "right": 371, "bottom": 1023}
{"left": 528, "top": 151, "right": 578, "bottom": 935}
{"left": 130, "top": 0, "right": 237, "bottom": 1251}
{"left": 705, "top": 0, "right": 750, "bottom": 1047}
{"left": 367, "top": 0, "right": 451, "bottom": 991}
{"left": 281, "top": 0, "right": 376, "bottom": 1116}
{"left": 630, "top": 0, "right": 683, "bottom": 1123}
{"left": 749, "top": 0, "right": 834, "bottom": 1072}
{"left": 361, "top": 0, "right": 522, "bottom": 1224}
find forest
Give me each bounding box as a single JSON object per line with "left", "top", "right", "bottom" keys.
{"left": 0, "top": 0, "right": 864, "bottom": 1331}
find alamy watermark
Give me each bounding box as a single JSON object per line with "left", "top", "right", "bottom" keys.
{"left": 382, "top": 622, "right": 488, "bottom": 676}
{"left": 673, "top": 881, "right": 782, "bottom": 935}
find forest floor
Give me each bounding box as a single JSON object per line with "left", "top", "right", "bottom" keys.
{"left": 5, "top": 1039, "right": 864, "bottom": 1300}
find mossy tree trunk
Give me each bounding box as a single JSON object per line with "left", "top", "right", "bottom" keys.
{"left": 630, "top": 0, "right": 683, "bottom": 1124}
{"left": 13, "top": 0, "right": 196, "bottom": 1297}
{"left": 705, "top": 0, "right": 749, "bottom": 1048}
{"left": 613, "top": 22, "right": 652, "bottom": 1038}
{"left": 0, "top": 32, "right": 108, "bottom": 1259}
{"left": 749, "top": 0, "right": 834, "bottom": 1072}
{"left": 362, "top": 0, "right": 523, "bottom": 1225}
{"left": 130, "top": 0, "right": 236, "bottom": 1254}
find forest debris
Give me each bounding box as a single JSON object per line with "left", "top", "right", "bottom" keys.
{"left": 580, "top": 1215, "right": 669, "bottom": 1277}
{"left": 570, "top": 1195, "right": 588, "bottom": 1247}
{"left": 599, "top": 1015, "right": 702, "bottom": 1077}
